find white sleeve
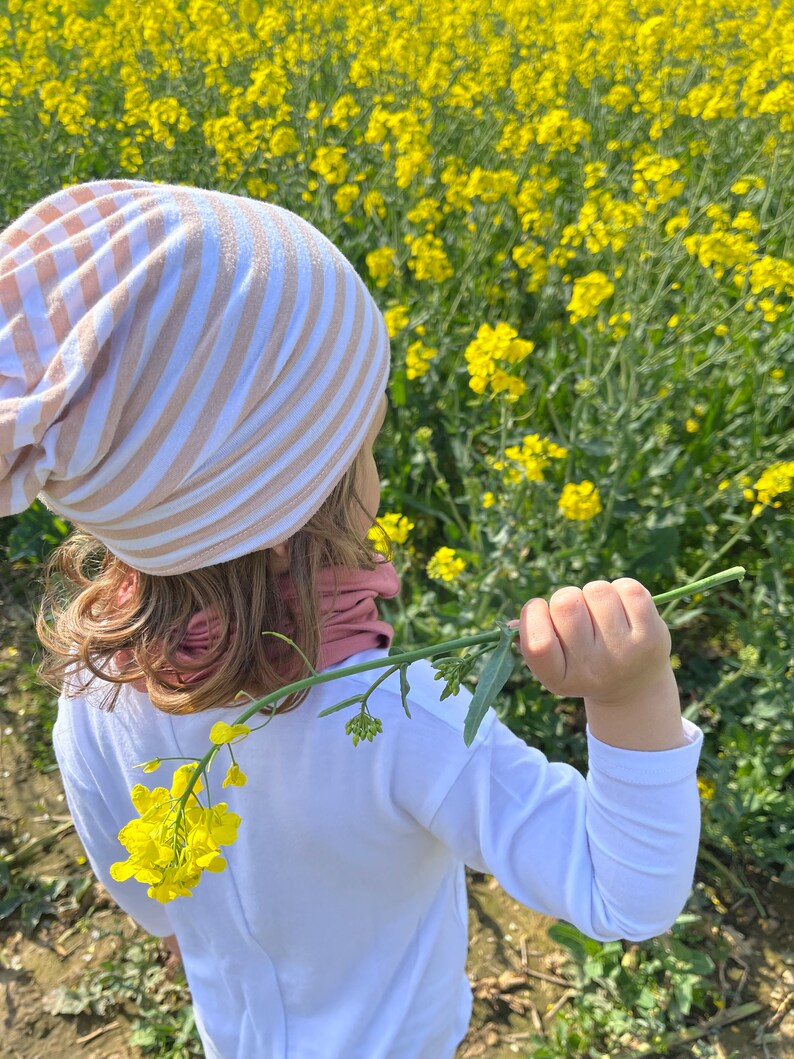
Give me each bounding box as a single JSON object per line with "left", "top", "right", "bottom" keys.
{"left": 423, "top": 714, "right": 703, "bottom": 942}
{"left": 52, "top": 708, "right": 174, "bottom": 938}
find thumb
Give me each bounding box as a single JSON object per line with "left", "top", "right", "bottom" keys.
{"left": 518, "top": 597, "right": 567, "bottom": 693}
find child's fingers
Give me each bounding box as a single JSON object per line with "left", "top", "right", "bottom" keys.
{"left": 611, "top": 577, "right": 672, "bottom": 653}
{"left": 611, "top": 578, "right": 662, "bottom": 631}
{"left": 517, "top": 597, "right": 567, "bottom": 691}
{"left": 580, "top": 580, "right": 632, "bottom": 647}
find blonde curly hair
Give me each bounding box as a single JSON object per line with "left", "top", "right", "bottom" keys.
{"left": 37, "top": 456, "right": 387, "bottom": 716}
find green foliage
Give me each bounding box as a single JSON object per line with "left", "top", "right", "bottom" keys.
{"left": 531, "top": 916, "right": 717, "bottom": 1058}
{"left": 678, "top": 567, "right": 793, "bottom": 880}
{"left": 0, "top": 645, "right": 58, "bottom": 772}
{"left": 1, "top": 501, "right": 71, "bottom": 563}
{"left": 46, "top": 934, "right": 202, "bottom": 1058}
{"left": 0, "top": 861, "right": 92, "bottom": 932}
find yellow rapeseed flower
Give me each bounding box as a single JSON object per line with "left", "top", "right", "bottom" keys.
{"left": 365, "top": 246, "right": 397, "bottom": 288}
{"left": 383, "top": 305, "right": 409, "bottom": 337}
{"left": 222, "top": 763, "right": 247, "bottom": 788}
{"left": 698, "top": 777, "right": 716, "bottom": 800}
{"left": 426, "top": 547, "right": 466, "bottom": 582}
{"left": 405, "top": 339, "right": 437, "bottom": 380}
{"left": 566, "top": 271, "right": 615, "bottom": 324}
{"left": 333, "top": 183, "right": 360, "bottom": 214}
{"left": 558, "top": 481, "right": 602, "bottom": 521}
{"left": 209, "top": 722, "right": 251, "bottom": 746}
{"left": 495, "top": 434, "right": 568, "bottom": 484}
{"left": 362, "top": 190, "right": 387, "bottom": 219}
{"left": 749, "top": 460, "right": 794, "bottom": 514}
{"left": 369, "top": 512, "right": 415, "bottom": 556}
{"left": 730, "top": 176, "right": 765, "bottom": 195}
{"left": 463, "top": 322, "right": 533, "bottom": 400}
{"left": 112, "top": 758, "right": 242, "bottom": 903}
{"left": 406, "top": 233, "right": 453, "bottom": 283}
{"left": 309, "top": 145, "right": 348, "bottom": 185}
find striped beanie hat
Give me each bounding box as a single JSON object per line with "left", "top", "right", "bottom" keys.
{"left": 0, "top": 180, "right": 390, "bottom": 574}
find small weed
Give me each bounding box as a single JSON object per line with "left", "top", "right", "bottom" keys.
{"left": 0, "top": 861, "right": 92, "bottom": 932}
{"left": 531, "top": 915, "right": 719, "bottom": 1057}
{"left": 46, "top": 932, "right": 202, "bottom": 1058}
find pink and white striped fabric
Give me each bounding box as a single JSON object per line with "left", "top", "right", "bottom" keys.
{"left": 0, "top": 180, "right": 390, "bottom": 573}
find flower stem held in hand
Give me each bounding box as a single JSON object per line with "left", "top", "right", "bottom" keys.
{"left": 113, "top": 566, "right": 744, "bottom": 902}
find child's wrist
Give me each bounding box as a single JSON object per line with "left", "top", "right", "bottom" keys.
{"left": 584, "top": 667, "right": 686, "bottom": 751}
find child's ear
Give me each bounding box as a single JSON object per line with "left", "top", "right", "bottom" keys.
{"left": 268, "top": 540, "right": 290, "bottom": 574}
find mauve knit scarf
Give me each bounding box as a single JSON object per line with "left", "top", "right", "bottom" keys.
{"left": 115, "top": 560, "right": 400, "bottom": 693}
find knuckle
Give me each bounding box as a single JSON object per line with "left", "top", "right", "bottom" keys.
{"left": 582, "top": 579, "right": 613, "bottom": 600}
{"left": 523, "top": 635, "right": 556, "bottom": 656}
{"left": 613, "top": 577, "right": 650, "bottom": 598}
{"left": 550, "top": 586, "right": 582, "bottom": 610}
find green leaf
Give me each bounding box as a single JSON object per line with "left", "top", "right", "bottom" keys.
{"left": 390, "top": 371, "right": 407, "bottom": 407}
{"left": 670, "top": 939, "right": 715, "bottom": 976}
{"left": 463, "top": 623, "right": 515, "bottom": 747}
{"left": 317, "top": 695, "right": 363, "bottom": 717}
{"left": 399, "top": 666, "right": 411, "bottom": 719}
{"left": 547, "top": 922, "right": 589, "bottom": 963}
{"left": 636, "top": 985, "right": 657, "bottom": 1011}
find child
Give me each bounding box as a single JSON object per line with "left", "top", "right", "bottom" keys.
{"left": 0, "top": 180, "right": 702, "bottom": 1059}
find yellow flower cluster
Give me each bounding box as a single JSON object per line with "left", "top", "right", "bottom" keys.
{"left": 334, "top": 183, "right": 360, "bottom": 214}
{"left": 683, "top": 230, "right": 758, "bottom": 275}
{"left": 383, "top": 305, "right": 410, "bottom": 337}
{"left": 631, "top": 150, "right": 685, "bottom": 214}
{"left": 309, "top": 144, "right": 348, "bottom": 185}
{"left": 365, "top": 246, "right": 397, "bottom": 288}
{"left": 326, "top": 92, "right": 361, "bottom": 131}
{"left": 406, "top": 339, "right": 437, "bottom": 380}
{"left": 464, "top": 323, "right": 534, "bottom": 400}
{"left": 746, "top": 256, "right": 794, "bottom": 299}
{"left": 730, "top": 176, "right": 766, "bottom": 196}
{"left": 426, "top": 547, "right": 466, "bottom": 583}
{"left": 369, "top": 512, "right": 415, "bottom": 555}
{"left": 681, "top": 213, "right": 794, "bottom": 319}
{"left": 494, "top": 434, "right": 568, "bottom": 484}
{"left": 558, "top": 481, "right": 603, "bottom": 521}
{"left": 463, "top": 166, "right": 518, "bottom": 204}
{"left": 38, "top": 79, "right": 94, "bottom": 137}
{"left": 405, "top": 233, "right": 453, "bottom": 283}
{"left": 747, "top": 460, "right": 794, "bottom": 515}
{"left": 561, "top": 191, "right": 643, "bottom": 255}
{"left": 407, "top": 196, "right": 443, "bottom": 229}
{"left": 110, "top": 764, "right": 242, "bottom": 903}
{"left": 511, "top": 241, "right": 548, "bottom": 293}
{"left": 698, "top": 777, "right": 716, "bottom": 801}
{"left": 364, "top": 103, "right": 433, "bottom": 188}
{"left": 566, "top": 271, "right": 615, "bottom": 324}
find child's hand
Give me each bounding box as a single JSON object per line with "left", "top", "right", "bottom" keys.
{"left": 516, "top": 579, "right": 672, "bottom": 707}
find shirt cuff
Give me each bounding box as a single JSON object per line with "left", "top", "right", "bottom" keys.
{"left": 585, "top": 717, "right": 703, "bottom": 785}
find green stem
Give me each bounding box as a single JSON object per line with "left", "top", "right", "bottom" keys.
{"left": 650, "top": 566, "right": 745, "bottom": 604}
{"left": 228, "top": 566, "right": 745, "bottom": 729}
{"left": 174, "top": 566, "right": 745, "bottom": 806}
{"left": 659, "top": 514, "right": 758, "bottom": 622}
{"left": 697, "top": 845, "right": 766, "bottom": 918}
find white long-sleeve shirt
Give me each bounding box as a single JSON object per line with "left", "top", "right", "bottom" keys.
{"left": 52, "top": 648, "right": 703, "bottom": 1059}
